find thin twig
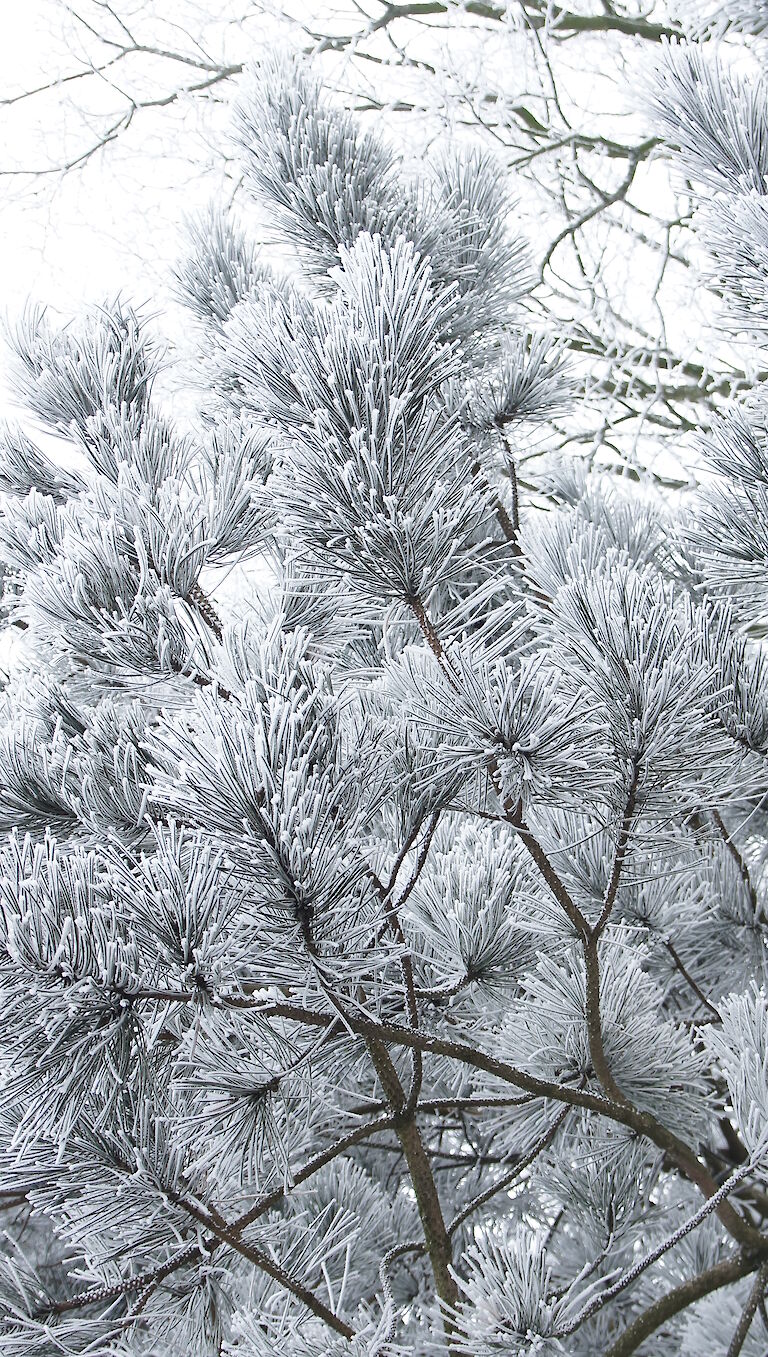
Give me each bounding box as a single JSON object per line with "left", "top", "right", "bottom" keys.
{"left": 557, "top": 1159, "right": 758, "bottom": 1338}
{"left": 665, "top": 938, "right": 721, "bottom": 1020}
{"left": 604, "top": 1255, "right": 759, "bottom": 1357}
{"left": 447, "top": 1106, "right": 570, "bottom": 1235}
{"left": 726, "top": 1260, "right": 768, "bottom": 1357}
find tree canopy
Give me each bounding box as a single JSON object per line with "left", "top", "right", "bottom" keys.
{"left": 1, "top": 11, "right": 768, "bottom": 1357}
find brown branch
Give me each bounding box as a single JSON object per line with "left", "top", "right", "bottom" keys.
{"left": 255, "top": 998, "right": 765, "bottom": 1250}
{"left": 173, "top": 1194, "right": 355, "bottom": 1339}
{"left": 579, "top": 780, "right": 641, "bottom": 1106}
{"left": 384, "top": 819, "right": 424, "bottom": 897}
{"left": 392, "top": 809, "right": 441, "bottom": 912}
{"left": 665, "top": 938, "right": 721, "bottom": 1020}
{"left": 242, "top": 1000, "right": 644, "bottom": 1118}
{"left": 447, "top": 1106, "right": 570, "bottom": 1235}
{"left": 583, "top": 936, "right": 630, "bottom": 1106}
{"left": 365, "top": 1037, "right": 459, "bottom": 1323}
{"left": 727, "top": 1261, "right": 768, "bottom": 1357}
{"left": 593, "top": 766, "right": 639, "bottom": 939}
{"left": 520, "top": 0, "right": 680, "bottom": 40}
{"left": 173, "top": 659, "right": 231, "bottom": 701}
{"left": 604, "top": 1254, "right": 759, "bottom": 1357}
{"left": 347, "top": 1094, "right": 536, "bottom": 1115}
{"left": 471, "top": 453, "right": 521, "bottom": 552}
{"left": 503, "top": 793, "right": 591, "bottom": 938}
{"left": 129, "top": 1247, "right": 213, "bottom": 1318}
{"left": 417, "top": 1094, "right": 535, "bottom": 1113}
{"left": 46, "top": 1244, "right": 200, "bottom": 1318}
{"left": 720, "top": 1117, "right": 750, "bottom": 1168}
{"left": 493, "top": 423, "right": 522, "bottom": 543}
{"left": 509, "top": 770, "right": 637, "bottom": 1128}
{"left": 229, "top": 1117, "right": 395, "bottom": 1234}
{"left": 414, "top": 974, "right": 473, "bottom": 1002}
{"left": 373, "top": 812, "right": 441, "bottom": 1109}
{"left": 64, "top": 1121, "right": 395, "bottom": 1325}
{"left": 712, "top": 809, "right": 759, "bottom": 915}
{"left": 409, "top": 594, "right": 445, "bottom": 662}
{"left": 364, "top": 1112, "right": 570, "bottom": 1305}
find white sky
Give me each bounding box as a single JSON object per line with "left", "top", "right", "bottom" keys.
{"left": 0, "top": 0, "right": 451, "bottom": 401}
{"left": 0, "top": 0, "right": 426, "bottom": 321}
{"left": 0, "top": 1, "right": 269, "bottom": 432}
{"left": 0, "top": 0, "right": 740, "bottom": 483}
{"left": 1, "top": 4, "right": 217, "bottom": 314}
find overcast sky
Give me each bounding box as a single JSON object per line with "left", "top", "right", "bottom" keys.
{"left": 0, "top": 3, "right": 285, "bottom": 319}
{"left": 0, "top": 0, "right": 729, "bottom": 470}
{"left": 0, "top": 1, "right": 263, "bottom": 429}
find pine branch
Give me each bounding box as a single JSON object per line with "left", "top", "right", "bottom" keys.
{"left": 471, "top": 452, "right": 520, "bottom": 553}
{"left": 665, "top": 938, "right": 721, "bottom": 1020}
{"left": 493, "top": 423, "right": 522, "bottom": 543}
{"left": 229, "top": 1118, "right": 396, "bottom": 1234}
{"left": 372, "top": 811, "right": 442, "bottom": 1108}
{"left": 413, "top": 975, "right": 474, "bottom": 1002}
{"left": 128, "top": 1247, "right": 206, "bottom": 1318}
{"left": 577, "top": 776, "right": 642, "bottom": 1112}
{"left": 367, "top": 1108, "right": 572, "bottom": 1326}
{"left": 50, "top": 1120, "right": 399, "bottom": 1332}
{"left": 503, "top": 792, "right": 591, "bottom": 939}
{"left": 556, "top": 1158, "right": 758, "bottom": 1338}
{"left": 604, "top": 1254, "right": 760, "bottom": 1357}
{"left": 593, "top": 763, "right": 640, "bottom": 939}
{"left": 378, "top": 1237, "right": 424, "bottom": 1338}
{"left": 406, "top": 604, "right": 593, "bottom": 948}
{"left": 582, "top": 938, "right": 631, "bottom": 1106}
{"left": 383, "top": 818, "right": 424, "bottom": 898}
{"left": 712, "top": 808, "right": 760, "bottom": 915}
{"left": 258, "top": 999, "right": 766, "bottom": 1249}
{"left": 43, "top": 1244, "right": 201, "bottom": 1318}
{"left": 391, "top": 809, "right": 441, "bottom": 913}
{"left": 169, "top": 1190, "right": 356, "bottom": 1338}
{"left": 409, "top": 594, "right": 447, "bottom": 664}
{"left": 365, "top": 1036, "right": 459, "bottom": 1326}
{"left": 447, "top": 1105, "right": 571, "bottom": 1235}
{"left": 726, "top": 1260, "right": 768, "bottom": 1357}
{"left": 347, "top": 1095, "right": 536, "bottom": 1114}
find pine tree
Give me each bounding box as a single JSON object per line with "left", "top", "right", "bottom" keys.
{"left": 1, "top": 35, "right": 768, "bottom": 1357}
